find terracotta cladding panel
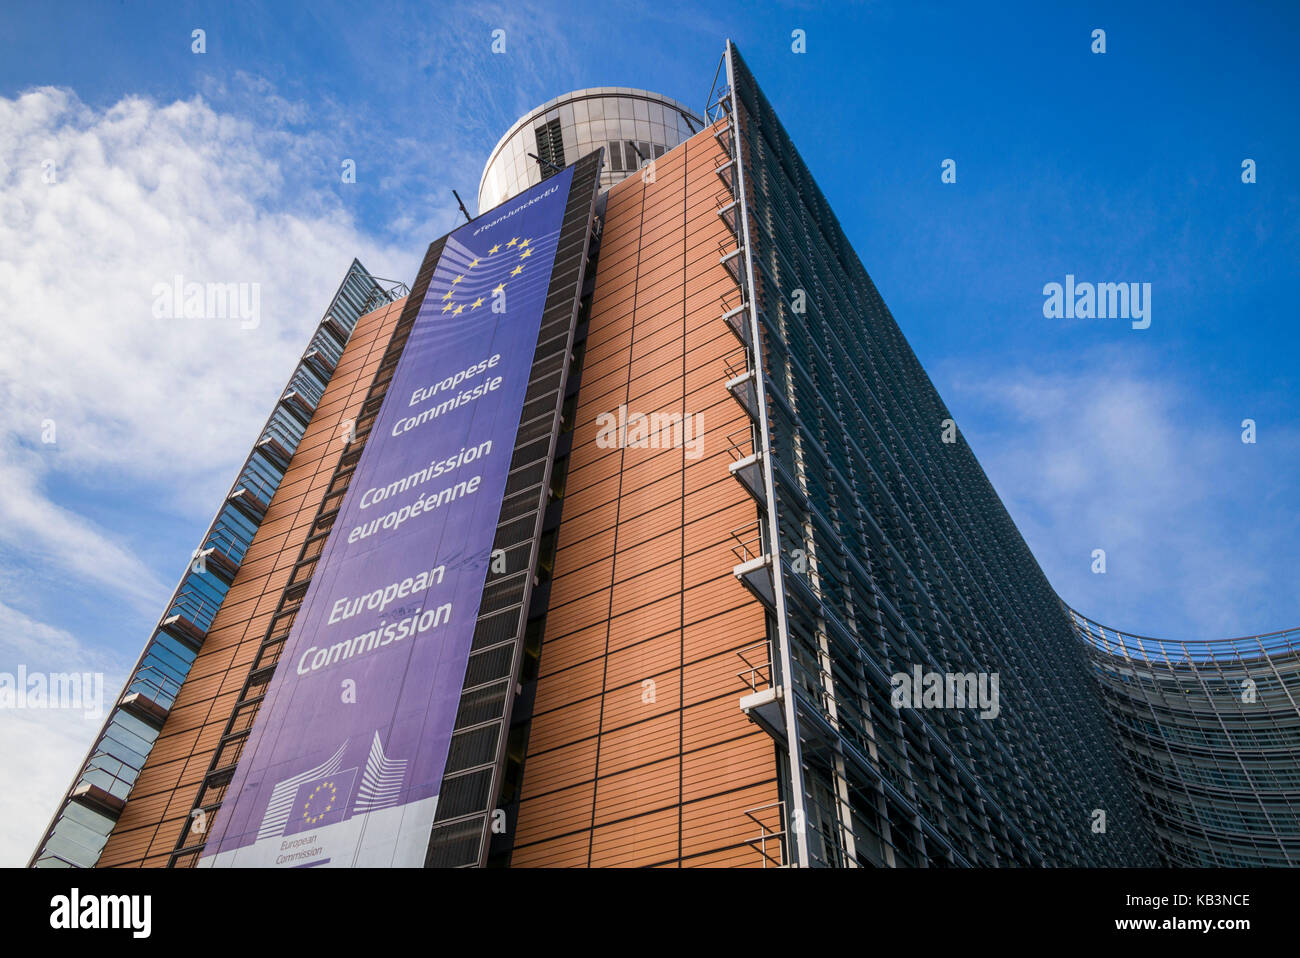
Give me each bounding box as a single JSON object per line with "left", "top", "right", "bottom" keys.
{"left": 508, "top": 830, "right": 592, "bottom": 868}
{"left": 680, "top": 782, "right": 778, "bottom": 863}
{"left": 609, "top": 563, "right": 682, "bottom": 620}
{"left": 537, "top": 621, "right": 608, "bottom": 677}
{"left": 565, "top": 451, "right": 624, "bottom": 496}
{"left": 682, "top": 736, "right": 775, "bottom": 803}
{"left": 621, "top": 448, "right": 686, "bottom": 498}
{"left": 98, "top": 827, "right": 155, "bottom": 867}
{"left": 543, "top": 586, "right": 612, "bottom": 640}
{"left": 684, "top": 695, "right": 757, "bottom": 755}
{"left": 526, "top": 695, "right": 603, "bottom": 754}
{"left": 607, "top": 623, "right": 680, "bottom": 678}
{"left": 685, "top": 450, "right": 739, "bottom": 499}
{"left": 626, "top": 352, "right": 687, "bottom": 398}
{"left": 556, "top": 475, "right": 621, "bottom": 526}
{"left": 588, "top": 280, "right": 638, "bottom": 319}
{"left": 127, "top": 754, "right": 187, "bottom": 799}
{"left": 594, "top": 710, "right": 680, "bottom": 778}
{"left": 607, "top": 599, "right": 679, "bottom": 655}
{"left": 589, "top": 808, "right": 681, "bottom": 867}
{"left": 625, "top": 379, "right": 685, "bottom": 419}
{"left": 611, "top": 530, "right": 679, "bottom": 585}
{"left": 556, "top": 500, "right": 619, "bottom": 548}
{"left": 518, "top": 738, "right": 599, "bottom": 796}
{"left": 546, "top": 555, "right": 614, "bottom": 609}
{"left": 682, "top": 845, "right": 762, "bottom": 868}
{"left": 627, "top": 343, "right": 687, "bottom": 388}
{"left": 530, "top": 656, "right": 605, "bottom": 717}
{"left": 514, "top": 780, "right": 597, "bottom": 844}
{"left": 582, "top": 337, "right": 635, "bottom": 381}
{"left": 515, "top": 145, "right": 775, "bottom": 867}
{"left": 550, "top": 527, "right": 616, "bottom": 581}
{"left": 592, "top": 757, "right": 679, "bottom": 826}
{"left": 613, "top": 502, "right": 682, "bottom": 554}
{"left": 101, "top": 297, "right": 406, "bottom": 866}
{"left": 599, "top": 666, "right": 682, "bottom": 732}
{"left": 145, "top": 815, "right": 187, "bottom": 859}
{"left": 613, "top": 471, "right": 682, "bottom": 527}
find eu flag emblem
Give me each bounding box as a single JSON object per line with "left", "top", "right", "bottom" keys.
{"left": 283, "top": 767, "right": 357, "bottom": 837}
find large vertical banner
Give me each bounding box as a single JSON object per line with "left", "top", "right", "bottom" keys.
{"left": 201, "top": 167, "right": 576, "bottom": 867}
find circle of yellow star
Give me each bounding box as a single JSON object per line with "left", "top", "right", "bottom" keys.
{"left": 302, "top": 781, "right": 338, "bottom": 825}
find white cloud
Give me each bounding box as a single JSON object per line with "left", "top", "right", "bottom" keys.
{"left": 946, "top": 349, "right": 1300, "bottom": 640}
{"left": 0, "top": 86, "right": 420, "bottom": 602}
{"left": 0, "top": 601, "right": 128, "bottom": 867}
{"left": 0, "top": 85, "right": 424, "bottom": 866}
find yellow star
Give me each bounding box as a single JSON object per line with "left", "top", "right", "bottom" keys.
{"left": 453, "top": 304, "right": 465, "bottom": 315}
{"left": 492, "top": 283, "right": 506, "bottom": 295}
{"left": 519, "top": 238, "right": 531, "bottom": 248}
{"left": 471, "top": 297, "right": 484, "bottom": 309}
{"left": 510, "top": 265, "right": 524, "bottom": 276}
{"left": 469, "top": 258, "right": 479, "bottom": 268}
{"left": 441, "top": 289, "right": 453, "bottom": 300}
{"left": 506, "top": 237, "right": 519, "bottom": 247}
{"left": 488, "top": 243, "right": 501, "bottom": 254}
{"left": 519, "top": 247, "right": 533, "bottom": 259}
{"left": 452, "top": 274, "right": 464, "bottom": 284}
{"left": 442, "top": 302, "right": 454, "bottom": 313}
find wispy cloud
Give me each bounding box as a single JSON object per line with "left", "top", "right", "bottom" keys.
{"left": 0, "top": 601, "right": 129, "bottom": 867}
{"left": 0, "top": 83, "right": 431, "bottom": 867}
{"left": 0, "top": 85, "right": 420, "bottom": 596}
{"left": 943, "top": 346, "right": 1300, "bottom": 640}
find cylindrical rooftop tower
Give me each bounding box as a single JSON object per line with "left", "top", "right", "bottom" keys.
{"left": 478, "top": 87, "right": 703, "bottom": 213}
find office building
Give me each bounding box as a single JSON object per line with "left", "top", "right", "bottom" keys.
{"left": 31, "top": 41, "right": 1298, "bottom": 869}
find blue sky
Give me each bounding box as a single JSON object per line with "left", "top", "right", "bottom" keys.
{"left": 0, "top": 0, "right": 1296, "bottom": 863}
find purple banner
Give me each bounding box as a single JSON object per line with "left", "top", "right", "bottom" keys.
{"left": 200, "top": 167, "right": 576, "bottom": 867}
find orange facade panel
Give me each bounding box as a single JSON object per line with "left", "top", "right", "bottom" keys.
{"left": 511, "top": 126, "right": 778, "bottom": 867}
{"left": 98, "top": 297, "right": 407, "bottom": 867}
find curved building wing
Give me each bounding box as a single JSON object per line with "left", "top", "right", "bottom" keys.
{"left": 1072, "top": 611, "right": 1300, "bottom": 866}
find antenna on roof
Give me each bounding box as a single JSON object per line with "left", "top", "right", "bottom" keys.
{"left": 452, "top": 189, "right": 472, "bottom": 223}
{"left": 528, "top": 152, "right": 564, "bottom": 175}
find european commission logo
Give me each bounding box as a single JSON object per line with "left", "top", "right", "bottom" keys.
{"left": 257, "top": 732, "right": 409, "bottom": 841}
{"left": 283, "top": 768, "right": 357, "bottom": 837}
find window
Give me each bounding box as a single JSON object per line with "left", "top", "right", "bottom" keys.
{"left": 533, "top": 118, "right": 565, "bottom": 176}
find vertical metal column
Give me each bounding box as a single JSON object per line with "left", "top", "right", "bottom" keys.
{"left": 724, "top": 39, "right": 810, "bottom": 868}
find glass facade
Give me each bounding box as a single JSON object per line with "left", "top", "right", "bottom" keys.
{"left": 713, "top": 42, "right": 1158, "bottom": 867}
{"left": 1074, "top": 613, "right": 1300, "bottom": 866}
{"left": 477, "top": 87, "right": 701, "bottom": 213}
